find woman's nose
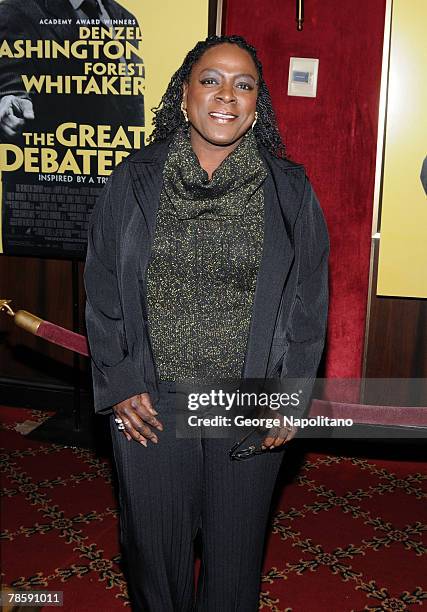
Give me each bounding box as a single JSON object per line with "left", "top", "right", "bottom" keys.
{"left": 215, "top": 83, "right": 236, "bottom": 103}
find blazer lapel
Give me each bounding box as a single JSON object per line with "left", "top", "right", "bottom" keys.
{"left": 242, "top": 168, "right": 295, "bottom": 378}
{"left": 242, "top": 149, "right": 308, "bottom": 380}
{"left": 127, "top": 139, "right": 171, "bottom": 276}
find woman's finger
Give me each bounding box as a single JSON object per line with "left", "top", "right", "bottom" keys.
{"left": 121, "top": 408, "right": 158, "bottom": 445}
{"left": 113, "top": 409, "right": 149, "bottom": 445}
{"left": 262, "top": 425, "right": 280, "bottom": 449}
{"left": 137, "top": 392, "right": 158, "bottom": 416}
{"left": 131, "top": 395, "right": 164, "bottom": 432}
{"left": 271, "top": 427, "right": 288, "bottom": 447}
{"left": 114, "top": 402, "right": 147, "bottom": 446}
{"left": 262, "top": 425, "right": 297, "bottom": 449}
{"left": 113, "top": 394, "right": 162, "bottom": 446}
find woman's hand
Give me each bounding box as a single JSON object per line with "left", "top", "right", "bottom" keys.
{"left": 260, "top": 407, "right": 298, "bottom": 449}
{"left": 113, "top": 393, "right": 164, "bottom": 446}
{"left": 261, "top": 423, "right": 298, "bottom": 449}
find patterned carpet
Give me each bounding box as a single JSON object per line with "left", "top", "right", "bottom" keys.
{"left": 1, "top": 405, "right": 426, "bottom": 611}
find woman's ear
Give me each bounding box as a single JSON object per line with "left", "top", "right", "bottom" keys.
{"left": 181, "top": 82, "right": 189, "bottom": 122}
{"left": 182, "top": 82, "right": 188, "bottom": 108}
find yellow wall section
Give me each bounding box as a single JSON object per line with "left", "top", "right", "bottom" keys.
{"left": 377, "top": 0, "right": 427, "bottom": 297}
{"left": 124, "top": 0, "right": 209, "bottom": 142}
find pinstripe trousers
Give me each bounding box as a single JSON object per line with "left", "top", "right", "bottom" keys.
{"left": 109, "top": 382, "right": 286, "bottom": 612}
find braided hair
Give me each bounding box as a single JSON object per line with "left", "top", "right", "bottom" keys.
{"left": 148, "top": 34, "right": 286, "bottom": 159}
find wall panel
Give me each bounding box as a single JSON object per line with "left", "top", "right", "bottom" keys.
{"left": 225, "top": 0, "right": 387, "bottom": 377}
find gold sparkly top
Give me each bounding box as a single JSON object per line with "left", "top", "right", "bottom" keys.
{"left": 145, "top": 127, "right": 268, "bottom": 382}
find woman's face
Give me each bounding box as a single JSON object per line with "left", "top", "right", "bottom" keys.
{"left": 182, "top": 43, "right": 259, "bottom": 149}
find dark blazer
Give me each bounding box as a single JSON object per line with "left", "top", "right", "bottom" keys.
{"left": 84, "top": 136, "right": 330, "bottom": 415}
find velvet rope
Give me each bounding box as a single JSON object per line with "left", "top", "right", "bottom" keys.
{"left": 31, "top": 324, "right": 427, "bottom": 427}
{"left": 36, "top": 321, "right": 89, "bottom": 357}
{"left": 3, "top": 304, "right": 426, "bottom": 427}
{"left": 310, "top": 399, "right": 427, "bottom": 428}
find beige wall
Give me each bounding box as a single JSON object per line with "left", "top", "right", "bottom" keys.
{"left": 377, "top": 0, "right": 427, "bottom": 298}
{"left": 125, "top": 0, "right": 209, "bottom": 142}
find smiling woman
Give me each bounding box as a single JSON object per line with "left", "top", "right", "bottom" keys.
{"left": 182, "top": 43, "right": 259, "bottom": 173}
{"left": 84, "top": 34, "right": 329, "bottom": 612}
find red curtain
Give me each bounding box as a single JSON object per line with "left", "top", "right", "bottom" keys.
{"left": 225, "top": 0, "right": 387, "bottom": 377}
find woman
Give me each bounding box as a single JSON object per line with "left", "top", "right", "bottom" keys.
{"left": 84, "top": 35, "right": 329, "bottom": 612}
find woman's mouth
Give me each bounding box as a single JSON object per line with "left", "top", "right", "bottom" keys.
{"left": 208, "top": 111, "right": 238, "bottom": 123}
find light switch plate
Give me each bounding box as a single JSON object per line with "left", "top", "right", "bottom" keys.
{"left": 288, "top": 57, "right": 319, "bottom": 97}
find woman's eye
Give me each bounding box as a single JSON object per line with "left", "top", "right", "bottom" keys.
{"left": 200, "top": 78, "right": 218, "bottom": 85}
{"left": 236, "top": 82, "right": 253, "bottom": 91}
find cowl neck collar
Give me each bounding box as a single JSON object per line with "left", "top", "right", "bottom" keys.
{"left": 162, "top": 127, "right": 268, "bottom": 220}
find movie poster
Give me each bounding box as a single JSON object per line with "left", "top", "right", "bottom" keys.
{"left": 0, "top": 0, "right": 209, "bottom": 258}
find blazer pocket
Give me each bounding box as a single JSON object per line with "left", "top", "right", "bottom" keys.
{"left": 118, "top": 322, "right": 129, "bottom": 354}
{"left": 268, "top": 339, "right": 289, "bottom": 377}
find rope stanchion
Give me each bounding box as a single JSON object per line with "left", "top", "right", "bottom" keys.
{"left": 1, "top": 298, "right": 93, "bottom": 448}
{"left": 0, "top": 299, "right": 89, "bottom": 356}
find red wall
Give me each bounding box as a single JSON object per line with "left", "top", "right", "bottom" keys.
{"left": 225, "top": 0, "right": 386, "bottom": 377}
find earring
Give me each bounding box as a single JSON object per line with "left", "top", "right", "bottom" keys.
{"left": 251, "top": 111, "right": 258, "bottom": 129}
{"left": 180, "top": 100, "right": 188, "bottom": 123}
